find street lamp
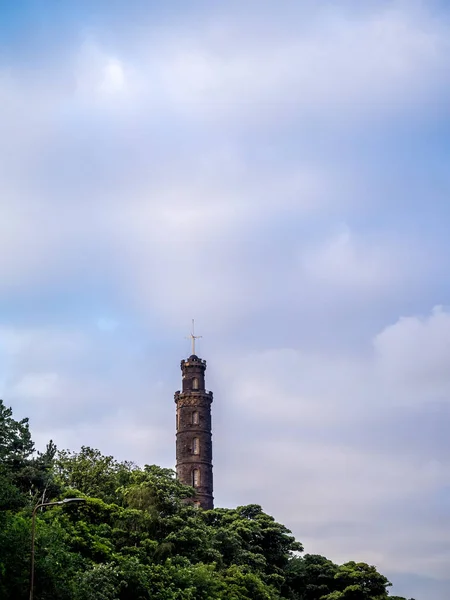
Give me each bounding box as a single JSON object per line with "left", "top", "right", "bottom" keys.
{"left": 29, "top": 497, "right": 85, "bottom": 600}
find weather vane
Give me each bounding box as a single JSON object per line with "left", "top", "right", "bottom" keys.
{"left": 186, "top": 319, "right": 202, "bottom": 355}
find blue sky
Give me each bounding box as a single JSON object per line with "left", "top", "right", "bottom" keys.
{"left": 1, "top": 1, "right": 450, "bottom": 598}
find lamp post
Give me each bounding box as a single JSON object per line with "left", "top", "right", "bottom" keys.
{"left": 29, "top": 497, "right": 85, "bottom": 600}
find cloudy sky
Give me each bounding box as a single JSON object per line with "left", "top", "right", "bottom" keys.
{"left": 1, "top": 0, "right": 450, "bottom": 597}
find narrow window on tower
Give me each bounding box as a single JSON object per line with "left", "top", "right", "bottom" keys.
{"left": 192, "top": 469, "right": 200, "bottom": 487}
{"left": 176, "top": 412, "right": 179, "bottom": 430}
{"left": 193, "top": 437, "right": 200, "bottom": 455}
{"left": 192, "top": 377, "right": 199, "bottom": 390}
{"left": 192, "top": 411, "right": 199, "bottom": 425}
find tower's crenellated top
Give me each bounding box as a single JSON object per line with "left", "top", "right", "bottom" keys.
{"left": 181, "top": 355, "right": 206, "bottom": 367}
{"left": 178, "top": 350, "right": 210, "bottom": 395}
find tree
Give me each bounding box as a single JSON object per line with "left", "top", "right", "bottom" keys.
{"left": 202, "top": 504, "right": 302, "bottom": 579}
{"left": 0, "top": 400, "right": 35, "bottom": 467}
{"left": 0, "top": 512, "right": 30, "bottom": 600}
{"left": 0, "top": 400, "right": 58, "bottom": 506}
{"left": 0, "top": 399, "right": 34, "bottom": 505}
{"left": 73, "top": 563, "right": 123, "bottom": 600}
{"left": 322, "top": 561, "right": 392, "bottom": 599}
{"left": 54, "top": 447, "right": 136, "bottom": 505}
{"left": 282, "top": 554, "right": 338, "bottom": 599}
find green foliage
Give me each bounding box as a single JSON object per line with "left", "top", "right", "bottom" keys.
{"left": 54, "top": 446, "right": 136, "bottom": 504}
{"left": 0, "top": 400, "right": 35, "bottom": 466}
{"left": 322, "top": 561, "right": 392, "bottom": 600}
{"left": 0, "top": 512, "right": 30, "bottom": 599}
{"left": 282, "top": 554, "right": 338, "bottom": 599}
{"left": 0, "top": 399, "right": 34, "bottom": 505}
{"left": 0, "top": 401, "right": 416, "bottom": 600}
{"left": 0, "top": 400, "right": 59, "bottom": 507}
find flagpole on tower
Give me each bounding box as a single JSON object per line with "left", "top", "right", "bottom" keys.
{"left": 186, "top": 319, "right": 202, "bottom": 355}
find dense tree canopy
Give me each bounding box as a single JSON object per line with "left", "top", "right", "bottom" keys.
{"left": 0, "top": 400, "right": 416, "bottom": 599}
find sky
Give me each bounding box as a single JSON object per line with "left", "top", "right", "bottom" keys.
{"left": 1, "top": 0, "right": 450, "bottom": 598}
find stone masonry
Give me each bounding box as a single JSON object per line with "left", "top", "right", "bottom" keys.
{"left": 174, "top": 354, "right": 214, "bottom": 509}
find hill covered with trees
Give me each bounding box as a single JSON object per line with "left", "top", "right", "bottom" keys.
{"left": 0, "top": 399, "right": 415, "bottom": 600}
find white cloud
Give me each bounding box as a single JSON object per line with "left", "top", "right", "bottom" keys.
{"left": 300, "top": 225, "right": 404, "bottom": 292}
{"left": 12, "top": 372, "right": 60, "bottom": 399}
{"left": 0, "top": 327, "right": 87, "bottom": 365}
{"left": 74, "top": 41, "right": 133, "bottom": 103}
{"left": 212, "top": 306, "right": 450, "bottom": 580}
{"left": 374, "top": 305, "right": 450, "bottom": 392}
{"left": 100, "top": 59, "right": 126, "bottom": 94}
{"left": 228, "top": 306, "right": 450, "bottom": 427}
{"left": 33, "top": 410, "right": 170, "bottom": 468}
{"left": 0, "top": 1, "right": 447, "bottom": 319}
{"left": 135, "top": 3, "right": 449, "bottom": 123}
{"left": 0, "top": 323, "right": 174, "bottom": 467}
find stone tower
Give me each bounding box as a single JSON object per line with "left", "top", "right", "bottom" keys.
{"left": 174, "top": 352, "right": 214, "bottom": 509}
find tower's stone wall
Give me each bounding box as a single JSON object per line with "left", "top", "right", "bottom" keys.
{"left": 175, "top": 355, "right": 214, "bottom": 509}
